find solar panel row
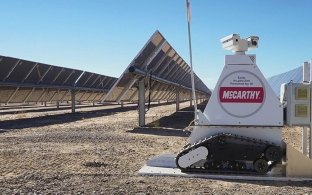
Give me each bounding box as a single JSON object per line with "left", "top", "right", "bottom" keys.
{"left": 0, "top": 30, "right": 211, "bottom": 110}
{"left": 0, "top": 55, "right": 118, "bottom": 104}
{"left": 267, "top": 66, "right": 302, "bottom": 96}
{"left": 103, "top": 31, "right": 211, "bottom": 103}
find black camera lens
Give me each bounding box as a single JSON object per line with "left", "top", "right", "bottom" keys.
{"left": 252, "top": 40, "right": 257, "bottom": 46}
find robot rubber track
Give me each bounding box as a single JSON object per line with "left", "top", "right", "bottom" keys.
{"left": 175, "top": 133, "right": 282, "bottom": 175}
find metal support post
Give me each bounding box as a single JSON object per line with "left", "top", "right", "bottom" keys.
{"left": 190, "top": 91, "right": 193, "bottom": 107}
{"left": 56, "top": 91, "right": 60, "bottom": 109}
{"left": 6, "top": 87, "right": 19, "bottom": 104}
{"left": 138, "top": 79, "right": 145, "bottom": 127}
{"left": 302, "top": 127, "right": 308, "bottom": 155}
{"left": 310, "top": 79, "right": 312, "bottom": 159}
{"left": 71, "top": 90, "right": 76, "bottom": 113}
{"left": 310, "top": 127, "right": 312, "bottom": 159}
{"left": 121, "top": 101, "right": 124, "bottom": 108}
{"left": 44, "top": 102, "right": 47, "bottom": 107}
{"left": 176, "top": 87, "right": 180, "bottom": 111}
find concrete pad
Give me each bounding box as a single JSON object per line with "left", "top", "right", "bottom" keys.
{"left": 140, "top": 153, "right": 312, "bottom": 182}
{"left": 139, "top": 165, "right": 312, "bottom": 181}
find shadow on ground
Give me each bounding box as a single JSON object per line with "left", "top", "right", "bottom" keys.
{"left": 128, "top": 101, "right": 207, "bottom": 137}
{"left": 233, "top": 179, "right": 312, "bottom": 187}
{"left": 0, "top": 101, "right": 183, "bottom": 115}
{"left": 0, "top": 101, "right": 189, "bottom": 130}
{"left": 0, "top": 103, "right": 117, "bottom": 115}
{"left": 129, "top": 127, "right": 191, "bottom": 137}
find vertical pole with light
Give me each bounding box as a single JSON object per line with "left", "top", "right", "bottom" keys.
{"left": 186, "top": 0, "right": 198, "bottom": 123}
{"left": 310, "top": 59, "right": 312, "bottom": 159}
{"left": 303, "top": 62, "right": 309, "bottom": 156}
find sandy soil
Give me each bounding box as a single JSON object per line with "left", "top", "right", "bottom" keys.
{"left": 0, "top": 101, "right": 312, "bottom": 194}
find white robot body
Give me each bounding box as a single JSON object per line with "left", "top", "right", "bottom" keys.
{"left": 169, "top": 34, "right": 312, "bottom": 177}
{"left": 190, "top": 35, "right": 283, "bottom": 145}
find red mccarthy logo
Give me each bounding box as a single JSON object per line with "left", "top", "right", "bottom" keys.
{"left": 219, "top": 87, "right": 264, "bottom": 103}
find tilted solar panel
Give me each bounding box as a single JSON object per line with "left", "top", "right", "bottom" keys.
{"left": 103, "top": 30, "right": 211, "bottom": 103}
{"left": 267, "top": 66, "right": 302, "bottom": 96}
{"left": 0, "top": 55, "right": 117, "bottom": 104}
{"left": 63, "top": 70, "right": 83, "bottom": 86}
{"left": 0, "top": 56, "right": 20, "bottom": 82}
{"left": 39, "top": 66, "right": 64, "bottom": 85}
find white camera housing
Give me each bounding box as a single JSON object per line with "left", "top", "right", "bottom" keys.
{"left": 247, "top": 36, "right": 259, "bottom": 49}
{"left": 221, "top": 34, "right": 259, "bottom": 53}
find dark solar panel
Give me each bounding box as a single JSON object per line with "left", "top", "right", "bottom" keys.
{"left": 63, "top": 70, "right": 83, "bottom": 86}
{"left": 0, "top": 56, "right": 20, "bottom": 81}
{"left": 133, "top": 42, "right": 157, "bottom": 69}
{"left": 23, "top": 63, "right": 51, "bottom": 84}
{"left": 83, "top": 74, "right": 101, "bottom": 88}
{"left": 75, "top": 72, "right": 93, "bottom": 87}
{"left": 53, "top": 68, "right": 76, "bottom": 86}
{"left": 0, "top": 55, "right": 117, "bottom": 104}
{"left": 95, "top": 76, "right": 109, "bottom": 89}
{"left": 148, "top": 50, "right": 166, "bottom": 70}
{"left": 6, "top": 60, "right": 35, "bottom": 83}
{"left": 104, "top": 77, "right": 117, "bottom": 89}
{"left": 40, "top": 66, "right": 63, "bottom": 85}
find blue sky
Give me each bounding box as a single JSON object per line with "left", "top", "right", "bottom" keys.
{"left": 0, "top": 0, "right": 311, "bottom": 89}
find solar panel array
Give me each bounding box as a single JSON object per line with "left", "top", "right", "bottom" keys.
{"left": 267, "top": 66, "right": 302, "bottom": 96}
{"left": 0, "top": 30, "right": 211, "bottom": 107}
{"left": 103, "top": 30, "right": 211, "bottom": 103}
{"left": 0, "top": 55, "right": 117, "bottom": 104}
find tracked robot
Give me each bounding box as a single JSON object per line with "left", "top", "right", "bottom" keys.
{"left": 176, "top": 34, "right": 283, "bottom": 174}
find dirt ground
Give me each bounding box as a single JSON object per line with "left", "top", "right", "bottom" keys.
{"left": 0, "top": 101, "right": 312, "bottom": 194}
